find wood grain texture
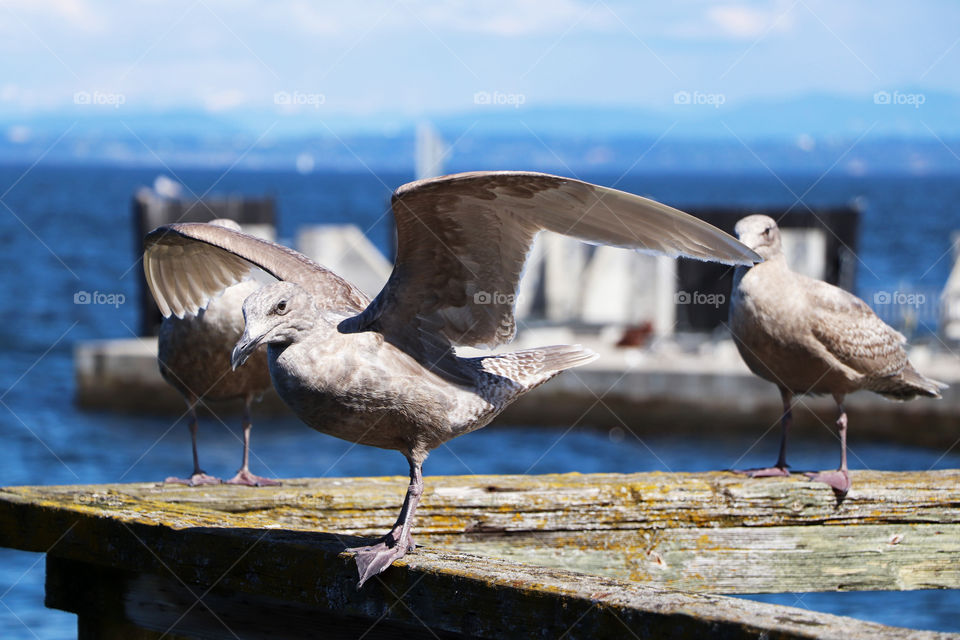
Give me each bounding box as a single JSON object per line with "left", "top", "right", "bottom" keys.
{"left": 1, "top": 471, "right": 958, "bottom": 638}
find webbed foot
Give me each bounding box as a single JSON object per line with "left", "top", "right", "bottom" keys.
{"left": 805, "top": 469, "right": 851, "bottom": 498}
{"left": 225, "top": 469, "right": 281, "bottom": 487}
{"left": 348, "top": 531, "right": 416, "bottom": 588}
{"left": 164, "top": 472, "right": 221, "bottom": 486}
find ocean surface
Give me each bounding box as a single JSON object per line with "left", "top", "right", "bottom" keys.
{"left": 0, "top": 164, "right": 958, "bottom": 637}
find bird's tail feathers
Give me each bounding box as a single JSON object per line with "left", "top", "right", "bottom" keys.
{"left": 480, "top": 344, "right": 598, "bottom": 389}
{"left": 872, "top": 364, "right": 947, "bottom": 401}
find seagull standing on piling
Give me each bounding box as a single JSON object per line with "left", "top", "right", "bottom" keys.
{"left": 156, "top": 218, "right": 279, "bottom": 487}
{"left": 728, "top": 215, "right": 945, "bottom": 496}
{"left": 144, "top": 171, "right": 760, "bottom": 586}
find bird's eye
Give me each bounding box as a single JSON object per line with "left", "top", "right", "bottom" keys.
{"left": 762, "top": 226, "right": 772, "bottom": 237}
{"left": 275, "top": 300, "right": 289, "bottom": 315}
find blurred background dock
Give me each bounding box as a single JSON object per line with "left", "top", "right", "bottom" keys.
{"left": 74, "top": 176, "right": 960, "bottom": 450}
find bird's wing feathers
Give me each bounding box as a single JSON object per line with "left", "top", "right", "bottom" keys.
{"left": 144, "top": 223, "right": 368, "bottom": 318}
{"left": 352, "top": 171, "right": 760, "bottom": 349}
{"left": 807, "top": 279, "right": 908, "bottom": 378}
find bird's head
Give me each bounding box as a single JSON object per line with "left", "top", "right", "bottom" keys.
{"left": 733, "top": 215, "right": 782, "bottom": 261}
{"left": 231, "top": 281, "right": 315, "bottom": 369}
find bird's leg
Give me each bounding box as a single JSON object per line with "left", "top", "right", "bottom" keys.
{"left": 227, "top": 394, "right": 280, "bottom": 487}
{"left": 165, "top": 396, "right": 220, "bottom": 486}
{"left": 806, "top": 394, "right": 851, "bottom": 497}
{"left": 348, "top": 457, "right": 424, "bottom": 588}
{"left": 735, "top": 388, "right": 793, "bottom": 478}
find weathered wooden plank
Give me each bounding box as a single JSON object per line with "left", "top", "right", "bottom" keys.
{"left": 2, "top": 507, "right": 947, "bottom": 639}
{"left": 44, "top": 552, "right": 953, "bottom": 640}
{"left": 418, "top": 524, "right": 960, "bottom": 593}
{"left": 18, "top": 469, "right": 960, "bottom": 528}
{"left": 2, "top": 470, "right": 959, "bottom": 596}
{"left": 1, "top": 472, "right": 958, "bottom": 638}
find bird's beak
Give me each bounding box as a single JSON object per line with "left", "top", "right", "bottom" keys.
{"left": 231, "top": 330, "right": 263, "bottom": 370}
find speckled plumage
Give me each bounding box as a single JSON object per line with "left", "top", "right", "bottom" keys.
{"left": 729, "top": 215, "right": 944, "bottom": 495}
{"left": 159, "top": 280, "right": 270, "bottom": 402}
{"left": 144, "top": 171, "right": 760, "bottom": 585}
{"left": 253, "top": 296, "right": 595, "bottom": 464}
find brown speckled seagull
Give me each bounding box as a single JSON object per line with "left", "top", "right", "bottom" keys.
{"left": 157, "top": 219, "right": 279, "bottom": 487}
{"left": 144, "top": 171, "right": 760, "bottom": 587}
{"left": 729, "top": 215, "right": 945, "bottom": 496}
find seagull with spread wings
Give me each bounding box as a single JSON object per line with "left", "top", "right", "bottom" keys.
{"left": 144, "top": 171, "right": 760, "bottom": 587}
{"left": 157, "top": 218, "right": 279, "bottom": 487}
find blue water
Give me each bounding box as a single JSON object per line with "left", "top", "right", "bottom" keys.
{"left": 0, "top": 164, "right": 959, "bottom": 637}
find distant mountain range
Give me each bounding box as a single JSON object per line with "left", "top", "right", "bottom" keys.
{"left": 1, "top": 92, "right": 959, "bottom": 173}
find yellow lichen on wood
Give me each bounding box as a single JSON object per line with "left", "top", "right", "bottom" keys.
{"left": 1, "top": 470, "right": 959, "bottom": 596}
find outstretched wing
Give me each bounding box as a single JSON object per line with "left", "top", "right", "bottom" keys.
{"left": 351, "top": 171, "right": 760, "bottom": 349}
{"left": 144, "top": 223, "right": 369, "bottom": 318}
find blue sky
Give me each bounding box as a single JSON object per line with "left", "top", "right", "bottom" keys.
{"left": 1, "top": 0, "right": 958, "bottom": 119}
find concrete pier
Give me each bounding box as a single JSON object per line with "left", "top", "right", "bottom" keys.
{"left": 74, "top": 329, "right": 960, "bottom": 449}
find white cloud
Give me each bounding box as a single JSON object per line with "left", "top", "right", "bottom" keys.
{"left": 6, "top": 125, "right": 31, "bottom": 143}
{"left": 286, "top": 0, "right": 344, "bottom": 36}
{"left": 0, "top": 84, "right": 44, "bottom": 110}
{"left": 706, "top": 4, "right": 794, "bottom": 40}
{"left": 708, "top": 6, "right": 766, "bottom": 38}
{"left": 0, "top": 0, "right": 956, "bottom": 119}
{"left": 270, "top": 0, "right": 615, "bottom": 39}
{"left": 4, "top": 0, "right": 105, "bottom": 32}
{"left": 1, "top": 84, "right": 23, "bottom": 103}
{"left": 419, "top": 0, "right": 615, "bottom": 37}
{"left": 202, "top": 88, "right": 247, "bottom": 112}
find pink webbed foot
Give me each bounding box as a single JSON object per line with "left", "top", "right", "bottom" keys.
{"left": 805, "top": 469, "right": 851, "bottom": 497}
{"left": 164, "top": 472, "right": 221, "bottom": 486}
{"left": 225, "top": 469, "right": 281, "bottom": 487}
